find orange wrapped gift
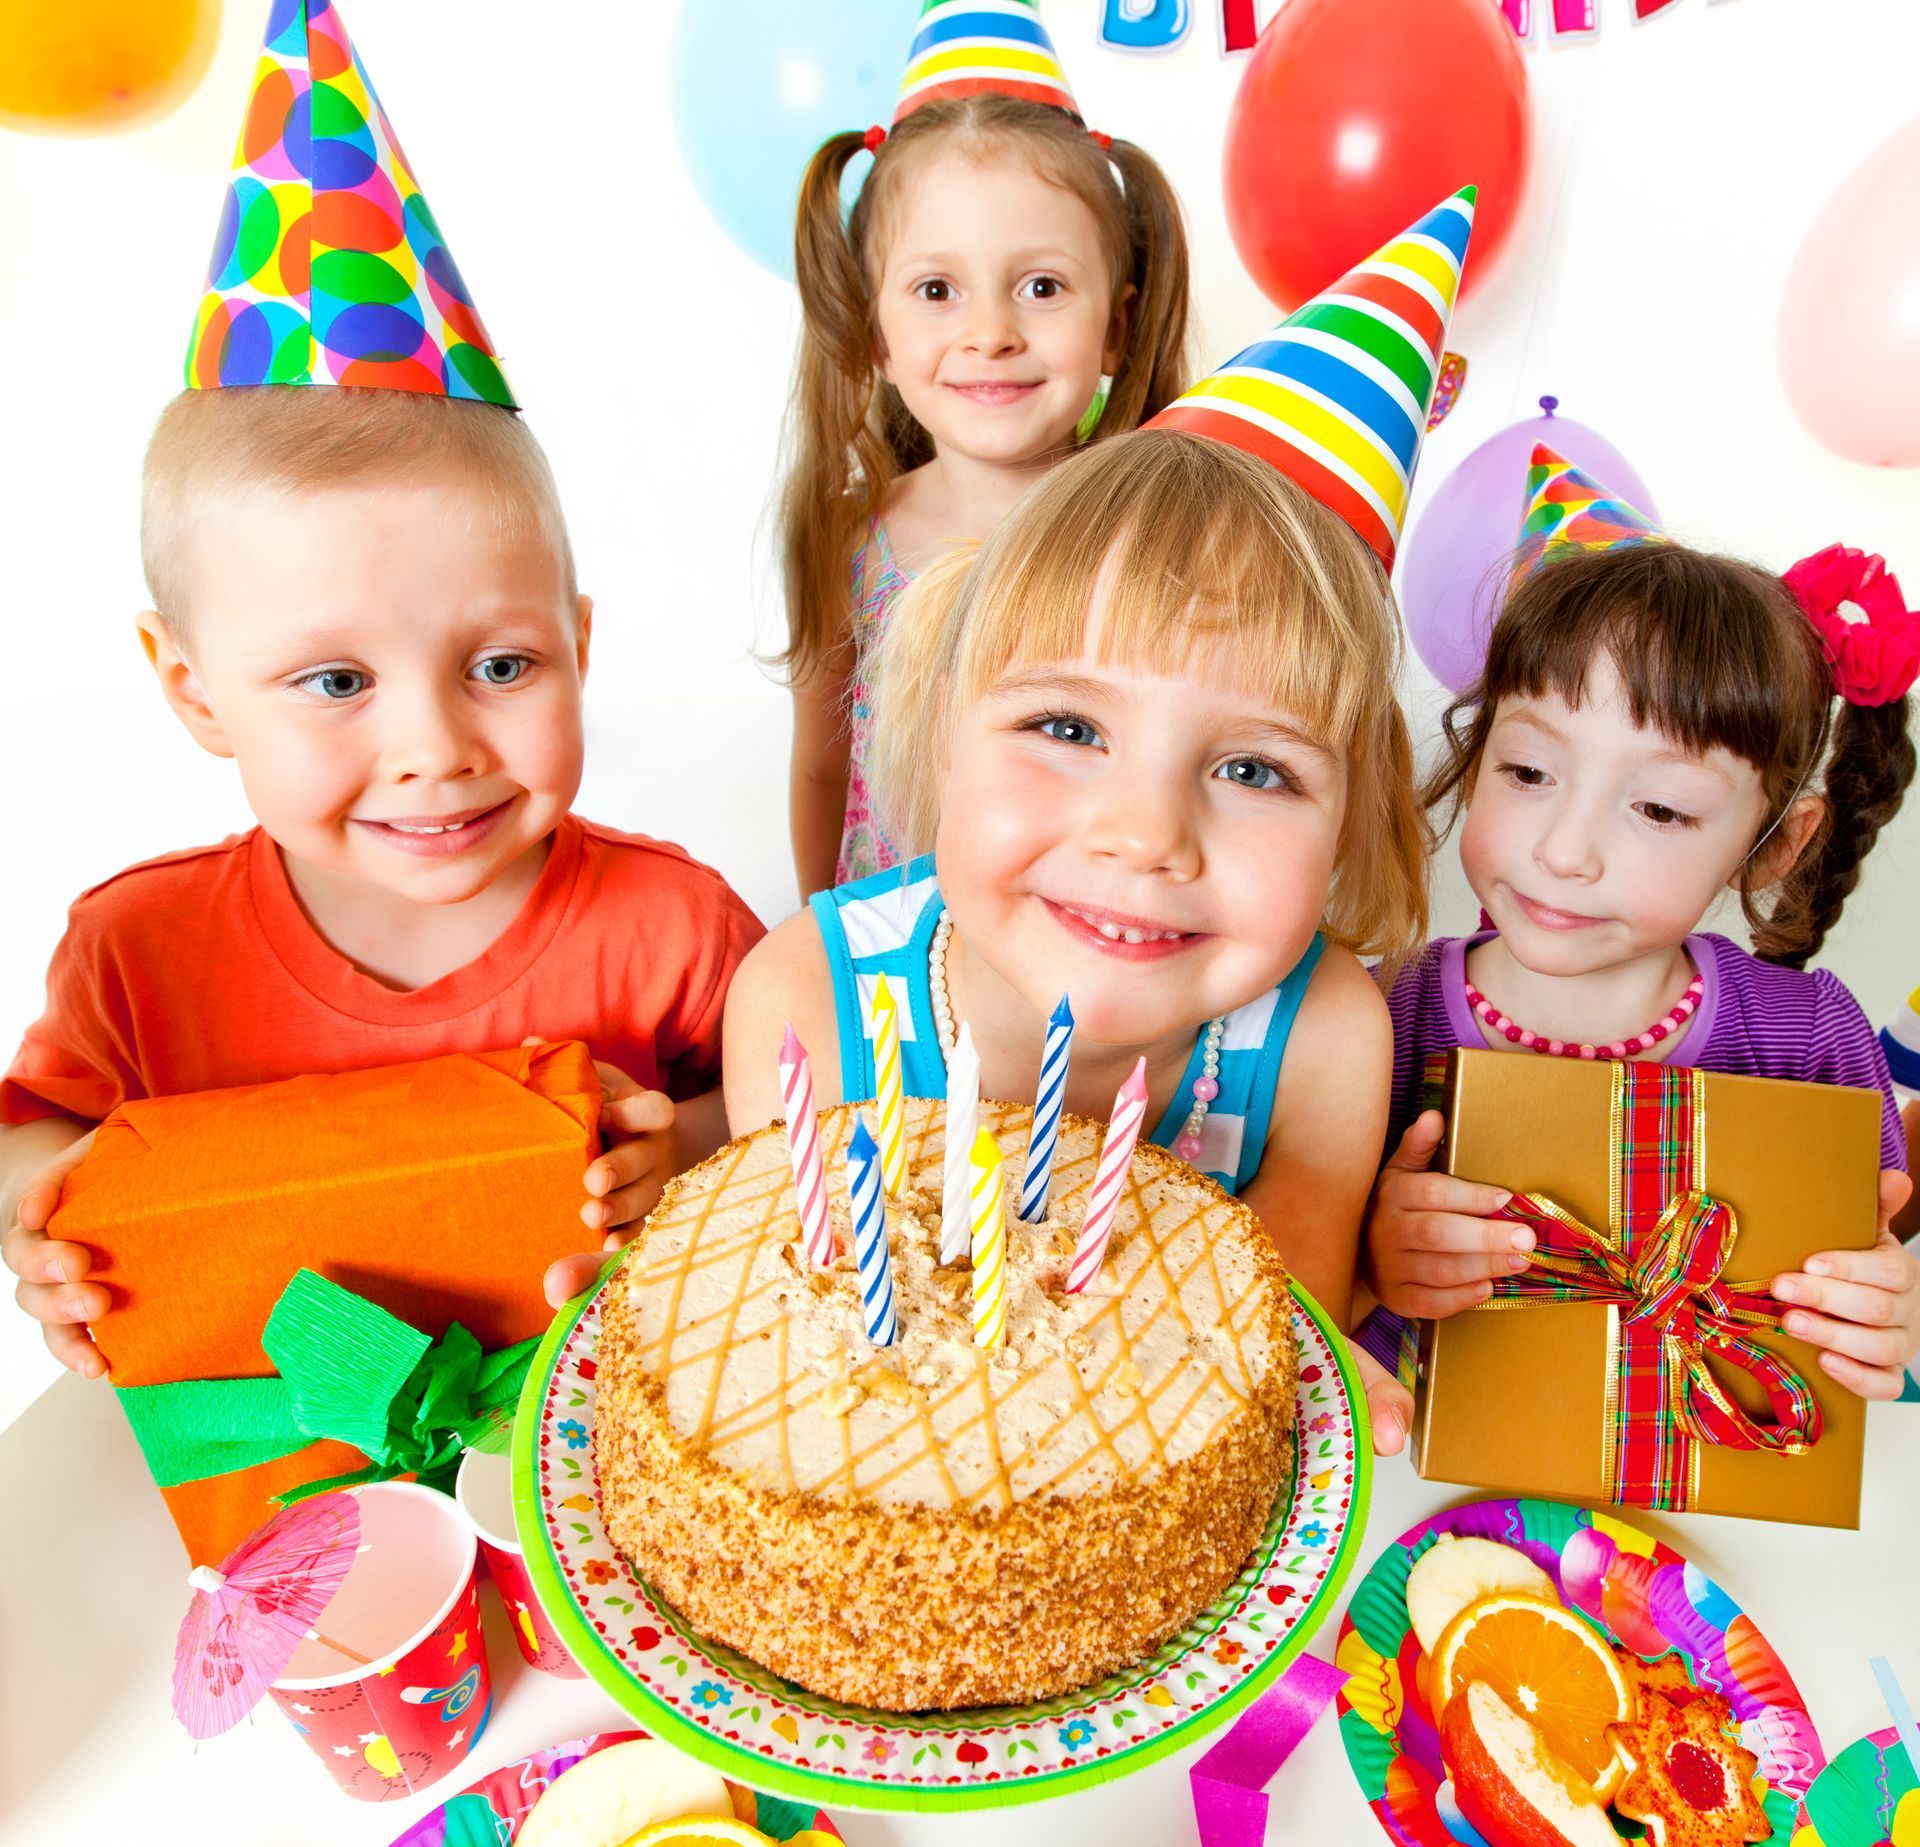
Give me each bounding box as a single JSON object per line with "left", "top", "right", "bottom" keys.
{"left": 52, "top": 1043, "right": 599, "bottom": 1564}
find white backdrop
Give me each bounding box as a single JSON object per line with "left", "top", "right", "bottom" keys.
{"left": 1, "top": 0, "right": 1916, "bottom": 1422}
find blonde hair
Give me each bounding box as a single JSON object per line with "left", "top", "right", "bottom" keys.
{"left": 871, "top": 430, "right": 1429, "bottom": 974}
{"left": 141, "top": 386, "right": 576, "bottom": 632}
{"left": 779, "top": 93, "right": 1191, "bottom": 684}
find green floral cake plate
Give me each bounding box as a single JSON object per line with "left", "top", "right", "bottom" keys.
{"left": 513, "top": 1269, "right": 1369, "bottom": 1813}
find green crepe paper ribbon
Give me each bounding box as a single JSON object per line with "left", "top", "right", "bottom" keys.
{"left": 115, "top": 1268, "right": 538, "bottom": 1504}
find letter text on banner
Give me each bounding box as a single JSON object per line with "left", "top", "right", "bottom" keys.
{"left": 1103, "top": 0, "right": 1192, "bottom": 51}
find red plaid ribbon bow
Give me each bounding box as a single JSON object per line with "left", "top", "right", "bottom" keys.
{"left": 1487, "top": 1062, "right": 1821, "bottom": 1511}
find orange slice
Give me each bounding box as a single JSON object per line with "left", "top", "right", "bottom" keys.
{"left": 1431, "top": 1593, "right": 1632, "bottom": 1802}
{"left": 622, "top": 1820, "right": 777, "bottom": 1847}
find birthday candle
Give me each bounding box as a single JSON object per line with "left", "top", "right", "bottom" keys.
{"left": 1066, "top": 1058, "right": 1149, "bottom": 1294}
{"left": 779, "top": 1025, "right": 835, "bottom": 1269}
{"left": 941, "top": 1023, "right": 980, "bottom": 1265}
{"left": 1018, "top": 995, "right": 1074, "bottom": 1222}
{"left": 969, "top": 1127, "right": 1008, "bottom": 1349}
{"left": 870, "top": 975, "right": 908, "bottom": 1196}
{"left": 846, "top": 1119, "right": 896, "bottom": 1346}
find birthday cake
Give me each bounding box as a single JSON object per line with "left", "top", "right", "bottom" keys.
{"left": 593, "top": 1095, "right": 1297, "bottom": 1711}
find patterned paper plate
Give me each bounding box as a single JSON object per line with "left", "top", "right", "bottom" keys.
{"left": 1335, "top": 1498, "right": 1826, "bottom": 1847}
{"left": 1794, "top": 1727, "right": 1919, "bottom": 1846}
{"left": 512, "top": 1277, "right": 1370, "bottom": 1813}
{"left": 384, "top": 1730, "right": 843, "bottom": 1845}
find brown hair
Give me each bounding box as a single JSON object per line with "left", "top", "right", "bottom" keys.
{"left": 778, "top": 93, "right": 1191, "bottom": 685}
{"left": 142, "top": 385, "right": 575, "bottom": 634}
{"left": 1426, "top": 543, "right": 1917, "bottom": 967}
{"left": 871, "top": 429, "right": 1429, "bottom": 976}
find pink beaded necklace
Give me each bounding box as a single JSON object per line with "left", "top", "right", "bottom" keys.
{"left": 1463, "top": 969, "right": 1704, "bottom": 1061}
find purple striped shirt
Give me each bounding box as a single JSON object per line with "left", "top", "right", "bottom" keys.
{"left": 1359, "top": 932, "right": 1905, "bottom": 1370}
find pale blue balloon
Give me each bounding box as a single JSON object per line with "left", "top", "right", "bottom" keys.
{"left": 669, "top": 0, "right": 916, "bottom": 281}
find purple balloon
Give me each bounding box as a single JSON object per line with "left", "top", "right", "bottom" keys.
{"left": 1399, "top": 397, "right": 1660, "bottom": 693}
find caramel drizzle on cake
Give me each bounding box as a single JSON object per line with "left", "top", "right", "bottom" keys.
{"left": 618, "top": 1098, "right": 1273, "bottom": 1514}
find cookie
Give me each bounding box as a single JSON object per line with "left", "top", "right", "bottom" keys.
{"left": 1610, "top": 1689, "right": 1772, "bottom": 1845}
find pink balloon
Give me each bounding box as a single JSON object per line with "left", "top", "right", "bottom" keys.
{"left": 1399, "top": 397, "right": 1660, "bottom": 693}
{"left": 1779, "top": 115, "right": 1920, "bottom": 469}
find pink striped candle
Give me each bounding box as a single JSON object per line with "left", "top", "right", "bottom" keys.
{"left": 779, "top": 1024, "right": 834, "bottom": 1268}
{"left": 1066, "top": 1057, "right": 1149, "bottom": 1295}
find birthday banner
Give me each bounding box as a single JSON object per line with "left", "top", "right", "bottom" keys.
{"left": 1100, "top": 0, "right": 1741, "bottom": 54}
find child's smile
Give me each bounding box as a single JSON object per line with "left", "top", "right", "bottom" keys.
{"left": 351, "top": 796, "right": 521, "bottom": 859}
{"left": 1041, "top": 895, "right": 1210, "bottom": 958}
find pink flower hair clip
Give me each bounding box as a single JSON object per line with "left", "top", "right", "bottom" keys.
{"left": 1782, "top": 544, "right": 1920, "bottom": 707}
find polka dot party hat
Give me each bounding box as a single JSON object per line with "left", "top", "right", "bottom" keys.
{"left": 895, "top": 0, "right": 1080, "bottom": 125}
{"left": 1515, "top": 442, "right": 1669, "bottom": 573}
{"left": 1146, "top": 188, "right": 1476, "bottom": 575}
{"left": 185, "top": 0, "right": 514, "bottom": 408}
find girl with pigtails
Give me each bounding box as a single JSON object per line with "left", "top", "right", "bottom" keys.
{"left": 779, "top": 2, "right": 1192, "bottom": 896}
{"left": 1363, "top": 447, "right": 1920, "bottom": 1412}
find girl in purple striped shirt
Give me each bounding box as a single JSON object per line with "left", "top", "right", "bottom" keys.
{"left": 1361, "top": 528, "right": 1920, "bottom": 1424}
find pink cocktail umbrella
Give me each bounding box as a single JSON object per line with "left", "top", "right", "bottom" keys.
{"left": 172, "top": 1489, "right": 369, "bottom": 1739}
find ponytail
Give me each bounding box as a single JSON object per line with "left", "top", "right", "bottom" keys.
{"left": 1094, "top": 137, "right": 1190, "bottom": 437}
{"left": 779, "top": 130, "right": 893, "bottom": 687}
{"left": 1748, "top": 694, "right": 1917, "bottom": 967}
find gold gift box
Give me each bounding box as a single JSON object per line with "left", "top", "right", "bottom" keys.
{"left": 1410, "top": 1049, "right": 1880, "bottom": 1528}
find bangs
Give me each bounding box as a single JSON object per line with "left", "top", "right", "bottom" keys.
{"left": 948, "top": 430, "right": 1391, "bottom": 748}
{"left": 1486, "top": 545, "right": 1827, "bottom": 768}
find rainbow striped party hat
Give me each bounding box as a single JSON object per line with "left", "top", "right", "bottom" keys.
{"left": 1147, "top": 188, "right": 1476, "bottom": 573}
{"left": 1515, "top": 443, "right": 1668, "bottom": 572}
{"left": 895, "top": 0, "right": 1080, "bottom": 124}
{"left": 185, "top": 0, "right": 513, "bottom": 408}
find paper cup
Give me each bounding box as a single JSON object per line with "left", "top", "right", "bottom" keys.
{"left": 268, "top": 1481, "right": 492, "bottom": 1802}
{"left": 456, "top": 1445, "right": 583, "bottom": 1677}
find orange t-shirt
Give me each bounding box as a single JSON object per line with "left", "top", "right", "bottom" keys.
{"left": 2, "top": 814, "right": 765, "bottom": 1124}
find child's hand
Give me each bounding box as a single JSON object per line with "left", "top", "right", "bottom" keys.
{"left": 582, "top": 1062, "right": 678, "bottom": 1237}
{"left": 1, "top": 1128, "right": 104, "bottom": 1378}
{"left": 1352, "top": 1343, "right": 1412, "bottom": 1457}
{"left": 1771, "top": 1168, "right": 1918, "bottom": 1401}
{"left": 1365, "top": 1111, "right": 1530, "bottom": 1318}
{"left": 544, "top": 1247, "right": 619, "bottom": 1311}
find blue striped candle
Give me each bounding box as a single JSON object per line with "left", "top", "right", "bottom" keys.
{"left": 847, "top": 1118, "right": 897, "bottom": 1346}
{"left": 1018, "top": 995, "right": 1075, "bottom": 1221}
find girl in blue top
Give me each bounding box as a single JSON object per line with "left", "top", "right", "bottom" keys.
{"left": 723, "top": 426, "right": 1431, "bottom": 1451}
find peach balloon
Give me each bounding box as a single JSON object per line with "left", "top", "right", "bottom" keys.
{"left": 1779, "top": 115, "right": 1920, "bottom": 469}
{"left": 0, "top": 0, "right": 220, "bottom": 137}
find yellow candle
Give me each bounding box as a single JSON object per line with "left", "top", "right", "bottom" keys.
{"left": 870, "top": 974, "right": 908, "bottom": 1196}
{"left": 969, "top": 1127, "right": 1007, "bottom": 1349}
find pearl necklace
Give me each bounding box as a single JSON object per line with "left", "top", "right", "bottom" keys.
{"left": 1464, "top": 969, "right": 1704, "bottom": 1061}
{"left": 928, "top": 911, "right": 1227, "bottom": 1167}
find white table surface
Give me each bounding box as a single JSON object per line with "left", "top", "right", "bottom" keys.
{"left": 3, "top": 1372, "right": 1914, "bottom": 1845}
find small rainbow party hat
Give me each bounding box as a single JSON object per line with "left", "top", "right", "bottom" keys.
{"left": 1147, "top": 189, "right": 1476, "bottom": 573}
{"left": 1514, "top": 443, "right": 1668, "bottom": 572}
{"left": 895, "top": 0, "right": 1079, "bottom": 125}
{"left": 185, "top": 0, "right": 513, "bottom": 408}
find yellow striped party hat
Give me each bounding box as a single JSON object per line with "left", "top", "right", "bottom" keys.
{"left": 895, "top": 0, "right": 1079, "bottom": 125}
{"left": 1147, "top": 188, "right": 1476, "bottom": 574}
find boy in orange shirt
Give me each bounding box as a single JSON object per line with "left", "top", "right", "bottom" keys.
{"left": 1, "top": 2, "right": 761, "bottom": 1378}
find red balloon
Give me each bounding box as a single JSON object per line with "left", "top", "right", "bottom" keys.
{"left": 1223, "top": 0, "right": 1533, "bottom": 311}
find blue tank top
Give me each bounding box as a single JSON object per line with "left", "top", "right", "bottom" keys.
{"left": 808, "top": 856, "right": 1325, "bottom": 1197}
